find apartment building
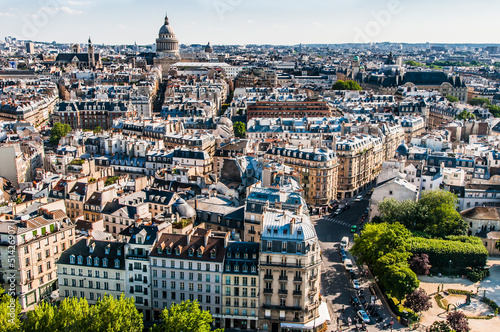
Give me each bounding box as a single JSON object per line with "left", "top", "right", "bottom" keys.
{"left": 222, "top": 242, "right": 260, "bottom": 330}
{"left": 0, "top": 208, "right": 76, "bottom": 309}
{"left": 102, "top": 193, "right": 150, "bottom": 237}
{"left": 265, "top": 146, "right": 339, "bottom": 207}
{"left": 149, "top": 229, "right": 230, "bottom": 327}
{"left": 244, "top": 185, "right": 307, "bottom": 243}
{"left": 56, "top": 239, "right": 125, "bottom": 305}
{"left": 259, "top": 209, "right": 328, "bottom": 332}
{"left": 335, "top": 134, "right": 384, "bottom": 199}
{"left": 247, "top": 100, "right": 332, "bottom": 121}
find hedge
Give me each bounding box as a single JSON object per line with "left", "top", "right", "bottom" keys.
{"left": 387, "top": 296, "right": 419, "bottom": 322}
{"left": 410, "top": 237, "right": 488, "bottom": 269}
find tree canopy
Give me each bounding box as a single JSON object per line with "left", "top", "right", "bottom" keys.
{"left": 332, "top": 80, "right": 362, "bottom": 91}
{"left": 446, "top": 311, "right": 470, "bottom": 332}
{"left": 0, "top": 289, "right": 22, "bottom": 332}
{"left": 455, "top": 109, "right": 475, "bottom": 120}
{"left": 404, "top": 288, "right": 432, "bottom": 313}
{"left": 50, "top": 122, "right": 72, "bottom": 145}
{"left": 446, "top": 95, "right": 459, "bottom": 103}
{"left": 233, "top": 121, "right": 246, "bottom": 138}
{"left": 151, "top": 300, "right": 222, "bottom": 332}
{"left": 377, "top": 190, "right": 466, "bottom": 237}
{"left": 22, "top": 294, "right": 143, "bottom": 332}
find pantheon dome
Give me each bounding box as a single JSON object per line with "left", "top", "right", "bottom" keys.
{"left": 156, "top": 14, "right": 179, "bottom": 56}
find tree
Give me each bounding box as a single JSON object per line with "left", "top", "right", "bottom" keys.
{"left": 50, "top": 122, "right": 72, "bottom": 145}
{"left": 455, "top": 110, "right": 474, "bottom": 120}
{"left": 89, "top": 294, "right": 143, "bottom": 332}
{"left": 377, "top": 198, "right": 422, "bottom": 230}
{"left": 418, "top": 190, "right": 466, "bottom": 237}
{"left": 404, "top": 288, "right": 432, "bottom": 313}
{"left": 233, "top": 121, "right": 246, "bottom": 138}
{"left": 405, "top": 60, "right": 423, "bottom": 67}
{"left": 23, "top": 301, "right": 58, "bottom": 332}
{"left": 93, "top": 126, "right": 102, "bottom": 134}
{"left": 468, "top": 97, "right": 490, "bottom": 106}
{"left": 409, "top": 253, "right": 431, "bottom": 276}
{"left": 351, "top": 222, "right": 412, "bottom": 267}
{"left": 427, "top": 321, "right": 452, "bottom": 332}
{"left": 446, "top": 95, "right": 459, "bottom": 103}
{"left": 446, "top": 311, "right": 470, "bottom": 332}
{"left": 378, "top": 264, "right": 420, "bottom": 300}
{"left": 0, "top": 289, "right": 22, "bottom": 332}
{"left": 151, "top": 300, "right": 222, "bottom": 332}
{"left": 56, "top": 297, "right": 91, "bottom": 332}
{"left": 332, "top": 80, "right": 362, "bottom": 91}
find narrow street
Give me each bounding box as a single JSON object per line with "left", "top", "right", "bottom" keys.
{"left": 312, "top": 191, "right": 408, "bottom": 332}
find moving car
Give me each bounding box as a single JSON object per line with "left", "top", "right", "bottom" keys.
{"left": 357, "top": 310, "right": 371, "bottom": 324}
{"left": 340, "top": 236, "right": 349, "bottom": 249}
{"left": 354, "top": 195, "right": 363, "bottom": 202}
{"left": 334, "top": 208, "right": 343, "bottom": 216}
{"left": 350, "top": 225, "right": 357, "bottom": 233}
{"left": 352, "top": 279, "right": 361, "bottom": 289}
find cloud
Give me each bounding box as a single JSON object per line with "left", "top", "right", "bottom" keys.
{"left": 66, "top": 1, "right": 91, "bottom": 5}
{"left": 247, "top": 19, "right": 254, "bottom": 24}
{"left": 0, "top": 12, "right": 16, "bottom": 17}
{"left": 59, "top": 6, "right": 84, "bottom": 15}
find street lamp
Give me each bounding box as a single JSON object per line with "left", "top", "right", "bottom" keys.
{"left": 448, "top": 260, "right": 452, "bottom": 277}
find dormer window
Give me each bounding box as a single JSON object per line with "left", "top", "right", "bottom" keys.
{"left": 251, "top": 265, "right": 256, "bottom": 273}
{"left": 227, "top": 252, "right": 231, "bottom": 258}
{"left": 235, "top": 252, "right": 240, "bottom": 258}
{"left": 87, "top": 257, "right": 92, "bottom": 265}
{"left": 89, "top": 243, "right": 95, "bottom": 253}
{"left": 94, "top": 257, "right": 99, "bottom": 266}
{"left": 210, "top": 250, "right": 216, "bottom": 259}
{"left": 226, "top": 264, "right": 231, "bottom": 272}
{"left": 70, "top": 255, "right": 75, "bottom": 264}
{"left": 244, "top": 253, "right": 248, "bottom": 259}
{"left": 114, "top": 259, "right": 120, "bottom": 268}
{"left": 243, "top": 265, "right": 248, "bottom": 273}
{"left": 166, "top": 248, "right": 171, "bottom": 254}
{"left": 197, "top": 249, "right": 202, "bottom": 257}
{"left": 117, "top": 249, "right": 121, "bottom": 256}
{"left": 105, "top": 246, "right": 110, "bottom": 255}
{"left": 77, "top": 256, "right": 83, "bottom": 265}
{"left": 188, "top": 248, "right": 194, "bottom": 257}
{"left": 103, "top": 258, "right": 108, "bottom": 267}
{"left": 157, "top": 247, "right": 163, "bottom": 254}
{"left": 234, "top": 265, "right": 239, "bottom": 272}
{"left": 175, "top": 248, "right": 180, "bottom": 256}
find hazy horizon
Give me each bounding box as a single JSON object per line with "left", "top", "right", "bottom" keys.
{"left": 1, "top": 0, "right": 499, "bottom": 46}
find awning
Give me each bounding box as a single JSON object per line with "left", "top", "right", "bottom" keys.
{"left": 280, "top": 302, "right": 331, "bottom": 330}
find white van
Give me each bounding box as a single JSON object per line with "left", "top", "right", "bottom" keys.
{"left": 341, "top": 236, "right": 349, "bottom": 249}
{"left": 344, "top": 258, "right": 354, "bottom": 270}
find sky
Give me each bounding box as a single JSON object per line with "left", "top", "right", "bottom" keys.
{"left": 1, "top": 0, "right": 499, "bottom": 46}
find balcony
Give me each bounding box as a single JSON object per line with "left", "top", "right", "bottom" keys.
{"left": 293, "top": 290, "right": 302, "bottom": 296}
{"left": 278, "top": 289, "right": 288, "bottom": 295}
{"left": 263, "top": 288, "right": 273, "bottom": 294}
{"left": 278, "top": 275, "right": 288, "bottom": 281}
{"left": 248, "top": 230, "right": 256, "bottom": 235}
{"left": 294, "top": 276, "right": 303, "bottom": 282}
{"left": 263, "top": 274, "right": 273, "bottom": 280}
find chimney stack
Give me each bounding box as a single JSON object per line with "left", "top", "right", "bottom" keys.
{"left": 204, "top": 229, "right": 212, "bottom": 247}
{"left": 186, "top": 228, "right": 194, "bottom": 245}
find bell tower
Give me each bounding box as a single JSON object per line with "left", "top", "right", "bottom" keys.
{"left": 88, "top": 37, "right": 95, "bottom": 69}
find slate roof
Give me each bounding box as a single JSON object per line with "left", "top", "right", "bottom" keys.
{"left": 56, "top": 238, "right": 125, "bottom": 269}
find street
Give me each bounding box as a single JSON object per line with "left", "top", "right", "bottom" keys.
{"left": 312, "top": 193, "right": 407, "bottom": 331}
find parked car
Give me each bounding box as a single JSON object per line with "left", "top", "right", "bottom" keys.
{"left": 350, "top": 270, "right": 357, "bottom": 279}
{"left": 350, "top": 225, "right": 357, "bottom": 233}
{"left": 352, "top": 279, "right": 361, "bottom": 289}
{"left": 341, "top": 254, "right": 347, "bottom": 261}
{"left": 357, "top": 310, "right": 371, "bottom": 324}
{"left": 344, "top": 204, "right": 351, "bottom": 210}
{"left": 354, "top": 195, "right": 363, "bottom": 202}
{"left": 334, "top": 208, "right": 343, "bottom": 216}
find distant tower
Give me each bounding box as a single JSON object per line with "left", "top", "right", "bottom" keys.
{"left": 352, "top": 55, "right": 360, "bottom": 78}
{"left": 72, "top": 44, "right": 81, "bottom": 53}
{"left": 156, "top": 13, "right": 179, "bottom": 57}
{"left": 88, "top": 37, "right": 95, "bottom": 68}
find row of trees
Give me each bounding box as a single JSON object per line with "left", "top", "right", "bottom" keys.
{"left": 469, "top": 97, "right": 500, "bottom": 117}
{"left": 376, "top": 190, "right": 466, "bottom": 238}
{"left": 1, "top": 290, "right": 218, "bottom": 332}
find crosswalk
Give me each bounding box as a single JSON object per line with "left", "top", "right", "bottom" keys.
{"left": 323, "top": 215, "right": 351, "bottom": 227}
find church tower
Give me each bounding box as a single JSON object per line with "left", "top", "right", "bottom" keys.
{"left": 88, "top": 37, "right": 95, "bottom": 69}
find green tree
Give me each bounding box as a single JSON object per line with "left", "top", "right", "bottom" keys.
{"left": 418, "top": 190, "right": 466, "bottom": 237}
{"left": 151, "top": 300, "right": 222, "bottom": 332}
{"left": 233, "top": 121, "right": 246, "bottom": 138}
{"left": 23, "top": 301, "right": 58, "bottom": 332}
{"left": 351, "top": 222, "right": 412, "bottom": 267}
{"left": 427, "top": 321, "right": 452, "bottom": 332}
{"left": 89, "top": 294, "right": 143, "bottom": 332}
{"left": 468, "top": 97, "right": 490, "bottom": 106}
{"left": 405, "top": 60, "right": 424, "bottom": 67}
{"left": 332, "top": 80, "right": 362, "bottom": 91}
{"left": 0, "top": 289, "right": 22, "bottom": 332}
{"left": 93, "top": 126, "right": 102, "bottom": 134}
{"left": 446, "top": 95, "right": 459, "bottom": 103}
{"left": 377, "top": 198, "right": 423, "bottom": 230}
{"left": 455, "top": 110, "right": 475, "bottom": 120}
{"left": 50, "top": 122, "right": 72, "bottom": 145}
{"left": 379, "top": 264, "right": 420, "bottom": 300}
{"left": 56, "top": 297, "right": 91, "bottom": 332}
